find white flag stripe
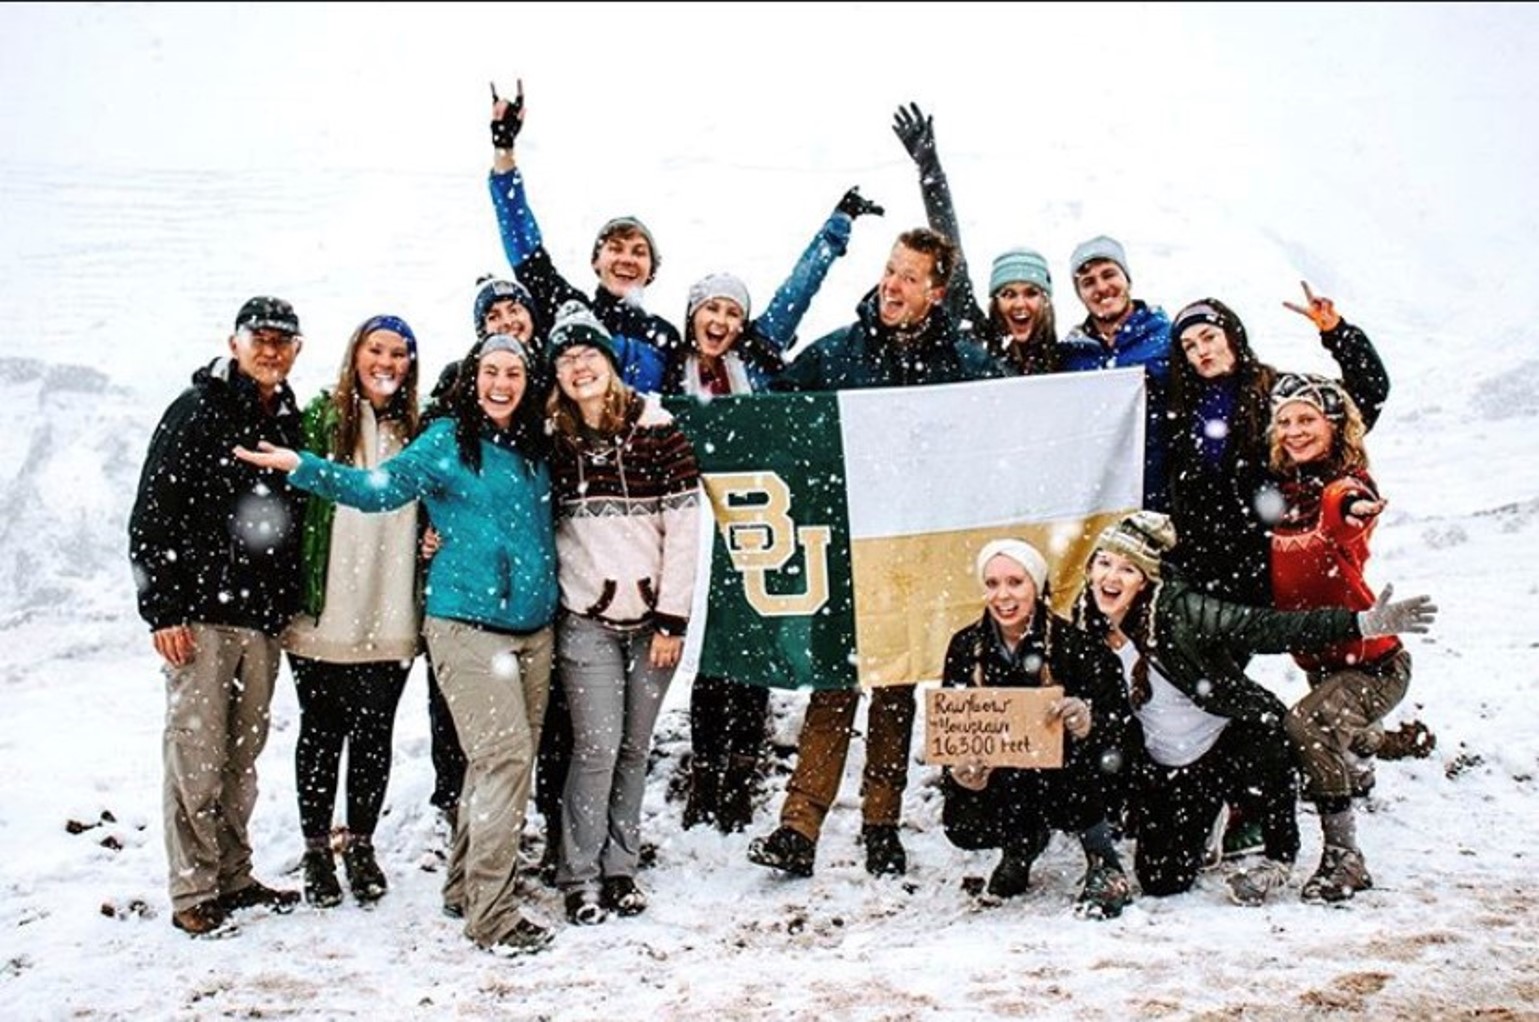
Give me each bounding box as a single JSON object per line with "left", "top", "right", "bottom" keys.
{"left": 838, "top": 369, "right": 1147, "bottom": 540}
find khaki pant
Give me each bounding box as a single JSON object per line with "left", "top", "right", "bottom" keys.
{"left": 424, "top": 616, "right": 551, "bottom": 947}
{"left": 162, "top": 624, "right": 279, "bottom": 911}
{"left": 780, "top": 685, "right": 916, "bottom": 841}
{"left": 1286, "top": 649, "right": 1412, "bottom": 802}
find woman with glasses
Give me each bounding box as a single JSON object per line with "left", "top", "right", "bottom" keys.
{"left": 543, "top": 302, "right": 702, "bottom": 926}
{"left": 1269, "top": 373, "right": 1412, "bottom": 904}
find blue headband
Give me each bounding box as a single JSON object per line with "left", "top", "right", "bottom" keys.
{"left": 359, "top": 314, "right": 418, "bottom": 359}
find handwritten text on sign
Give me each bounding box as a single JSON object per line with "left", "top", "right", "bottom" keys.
{"left": 924, "top": 686, "right": 1063, "bottom": 769}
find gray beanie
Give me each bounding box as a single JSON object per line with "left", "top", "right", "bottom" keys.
{"left": 687, "top": 272, "right": 752, "bottom": 321}
{"left": 1070, "top": 235, "right": 1131, "bottom": 281}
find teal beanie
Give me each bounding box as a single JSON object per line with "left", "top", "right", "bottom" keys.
{"left": 989, "top": 248, "right": 1053, "bottom": 297}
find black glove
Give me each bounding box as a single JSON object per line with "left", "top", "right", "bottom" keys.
{"left": 836, "top": 186, "right": 885, "bottom": 220}
{"left": 490, "top": 80, "right": 524, "bottom": 150}
{"left": 892, "top": 101, "right": 937, "bottom": 168}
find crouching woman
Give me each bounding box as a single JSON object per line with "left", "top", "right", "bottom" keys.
{"left": 237, "top": 333, "right": 559, "bottom": 956}
{"left": 940, "top": 539, "right": 1134, "bottom": 919}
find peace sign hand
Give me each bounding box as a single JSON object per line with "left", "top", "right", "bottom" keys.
{"left": 1283, "top": 280, "right": 1342, "bottom": 333}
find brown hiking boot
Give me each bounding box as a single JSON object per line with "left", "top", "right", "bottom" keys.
{"left": 1301, "top": 845, "right": 1374, "bottom": 903}
{"left": 171, "top": 899, "right": 234, "bottom": 937}
{"left": 1377, "top": 720, "right": 1436, "bottom": 760}
{"left": 218, "top": 879, "right": 300, "bottom": 914}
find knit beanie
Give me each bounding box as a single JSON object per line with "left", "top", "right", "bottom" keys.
{"left": 473, "top": 277, "right": 534, "bottom": 338}
{"left": 975, "top": 538, "right": 1050, "bottom": 593}
{"left": 591, "top": 216, "right": 661, "bottom": 282}
{"left": 1094, "top": 510, "right": 1178, "bottom": 580}
{"left": 1271, "top": 372, "right": 1349, "bottom": 423}
{"left": 547, "top": 300, "right": 619, "bottom": 371}
{"left": 478, "top": 332, "right": 531, "bottom": 366}
{"left": 687, "top": 272, "right": 752, "bottom": 321}
{"left": 988, "top": 248, "right": 1053, "bottom": 298}
{"left": 1069, "top": 235, "right": 1130, "bottom": 281}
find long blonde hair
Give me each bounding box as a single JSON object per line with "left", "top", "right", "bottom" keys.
{"left": 1268, "top": 391, "right": 1370, "bottom": 477}
{"left": 546, "top": 369, "right": 640, "bottom": 440}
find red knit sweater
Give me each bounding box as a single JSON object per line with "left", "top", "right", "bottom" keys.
{"left": 1271, "top": 471, "right": 1400, "bottom": 672}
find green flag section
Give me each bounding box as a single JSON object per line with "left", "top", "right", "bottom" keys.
{"left": 666, "top": 367, "right": 1146, "bottom": 692}
{"left": 667, "top": 391, "right": 857, "bottom": 691}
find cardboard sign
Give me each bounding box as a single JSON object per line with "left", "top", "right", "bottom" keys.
{"left": 923, "top": 686, "right": 1064, "bottom": 769}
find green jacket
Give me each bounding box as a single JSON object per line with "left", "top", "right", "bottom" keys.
{"left": 297, "top": 393, "right": 341, "bottom": 618}
{"left": 1140, "top": 575, "right": 1360, "bottom": 724}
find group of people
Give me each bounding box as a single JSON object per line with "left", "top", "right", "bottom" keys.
{"left": 128, "top": 88, "right": 1437, "bottom": 955}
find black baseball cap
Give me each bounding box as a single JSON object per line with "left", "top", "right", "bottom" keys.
{"left": 234, "top": 296, "right": 301, "bottom": 336}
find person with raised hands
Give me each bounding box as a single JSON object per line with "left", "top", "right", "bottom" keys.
{"left": 892, "top": 101, "right": 1060, "bottom": 375}
{"left": 237, "top": 331, "right": 559, "bottom": 958}
{"left": 486, "top": 80, "right": 678, "bottom": 393}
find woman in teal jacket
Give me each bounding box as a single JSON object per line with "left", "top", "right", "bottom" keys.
{"left": 237, "top": 333, "right": 558, "bottom": 957}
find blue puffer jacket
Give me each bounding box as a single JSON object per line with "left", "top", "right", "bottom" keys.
{"left": 490, "top": 167, "right": 676, "bottom": 393}
{"left": 289, "top": 417, "right": 558, "bottom": 634}
{"left": 1059, "top": 300, "right": 1173, "bottom": 511}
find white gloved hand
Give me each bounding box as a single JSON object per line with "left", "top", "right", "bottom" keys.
{"left": 1357, "top": 583, "right": 1438, "bottom": 638}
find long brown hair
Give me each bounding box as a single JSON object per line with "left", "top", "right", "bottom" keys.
{"left": 546, "top": 367, "right": 641, "bottom": 440}
{"left": 989, "top": 300, "right": 1059, "bottom": 374}
{"left": 328, "top": 315, "right": 421, "bottom": 459}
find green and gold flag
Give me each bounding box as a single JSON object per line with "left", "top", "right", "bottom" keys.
{"left": 667, "top": 368, "right": 1145, "bottom": 691}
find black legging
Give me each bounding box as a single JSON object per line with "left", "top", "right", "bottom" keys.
{"left": 289, "top": 655, "right": 410, "bottom": 840}
{"left": 425, "top": 657, "right": 466, "bottom": 812}
{"left": 1131, "top": 717, "right": 1299, "bottom": 896}
{"left": 941, "top": 728, "right": 1114, "bottom": 851}
{"left": 689, "top": 675, "right": 769, "bottom": 780}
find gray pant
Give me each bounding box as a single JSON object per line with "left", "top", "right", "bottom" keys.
{"left": 557, "top": 614, "right": 674, "bottom": 892}
{"left": 162, "top": 624, "right": 279, "bottom": 912}
{"left": 1286, "top": 649, "right": 1412, "bottom": 802}
{"left": 424, "top": 616, "right": 552, "bottom": 947}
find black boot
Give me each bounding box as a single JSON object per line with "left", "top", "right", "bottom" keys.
{"left": 682, "top": 760, "right": 719, "bottom": 831}
{"left": 986, "top": 828, "right": 1048, "bottom": 901}
{"left": 342, "top": 836, "right": 388, "bottom": 904}
{"left": 747, "top": 826, "right": 816, "bottom": 877}
{"left": 862, "top": 824, "right": 907, "bottom": 877}
{"left": 302, "top": 845, "right": 343, "bottom": 909}
{"left": 715, "top": 754, "right": 759, "bottom": 834}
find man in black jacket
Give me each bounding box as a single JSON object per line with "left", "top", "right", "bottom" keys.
{"left": 129, "top": 296, "right": 309, "bottom": 936}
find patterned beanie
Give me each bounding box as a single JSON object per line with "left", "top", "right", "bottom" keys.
{"left": 1094, "top": 510, "right": 1178, "bottom": 580}
{"left": 988, "top": 248, "right": 1053, "bottom": 298}
{"left": 1271, "top": 372, "right": 1349, "bottom": 423}
{"left": 473, "top": 277, "right": 534, "bottom": 338}
{"left": 548, "top": 300, "right": 618, "bottom": 371}
{"left": 687, "top": 272, "right": 752, "bottom": 321}
{"left": 975, "top": 538, "right": 1049, "bottom": 593}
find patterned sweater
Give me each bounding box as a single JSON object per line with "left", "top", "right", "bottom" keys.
{"left": 550, "top": 394, "right": 701, "bottom": 633}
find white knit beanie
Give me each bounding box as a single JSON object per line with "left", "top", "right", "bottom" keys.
{"left": 975, "top": 538, "right": 1049, "bottom": 593}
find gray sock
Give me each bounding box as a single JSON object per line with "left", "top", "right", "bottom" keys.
{"left": 1320, "top": 808, "right": 1358, "bottom": 852}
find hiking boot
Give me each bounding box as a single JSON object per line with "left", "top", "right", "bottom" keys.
{"left": 302, "top": 849, "right": 343, "bottom": 909}
{"left": 486, "top": 915, "right": 554, "bottom": 957}
{"left": 1226, "top": 858, "right": 1292, "bottom": 907}
{"left": 442, "top": 901, "right": 465, "bottom": 920}
{"left": 986, "top": 841, "right": 1040, "bottom": 901}
{"left": 862, "top": 824, "right": 907, "bottom": 878}
{"left": 218, "top": 879, "right": 300, "bottom": 914}
{"left": 1075, "top": 859, "right": 1134, "bottom": 920}
{"left": 1377, "top": 720, "right": 1436, "bottom": 761}
{"left": 747, "top": 826, "right": 816, "bottom": 878}
{"left": 564, "top": 889, "right": 608, "bottom": 926}
{"left": 342, "top": 839, "right": 388, "bottom": 904}
{"left": 682, "top": 764, "right": 719, "bottom": 831}
{"left": 171, "top": 899, "right": 235, "bottom": 937}
{"left": 1301, "top": 845, "right": 1374, "bottom": 903}
{"left": 537, "top": 822, "right": 561, "bottom": 888}
{"left": 601, "top": 875, "right": 648, "bottom": 917}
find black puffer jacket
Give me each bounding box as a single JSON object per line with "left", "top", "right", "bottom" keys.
{"left": 129, "top": 358, "right": 306, "bottom": 635}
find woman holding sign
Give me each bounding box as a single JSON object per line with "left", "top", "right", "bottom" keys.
{"left": 1067, "top": 511, "right": 1436, "bottom": 906}
{"left": 938, "top": 539, "right": 1133, "bottom": 920}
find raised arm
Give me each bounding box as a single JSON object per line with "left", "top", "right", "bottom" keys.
{"left": 1284, "top": 280, "right": 1390, "bottom": 430}
{"left": 893, "top": 102, "right": 984, "bottom": 330}
{"left": 752, "top": 187, "right": 883, "bottom": 352}
{"left": 235, "top": 433, "right": 438, "bottom": 514}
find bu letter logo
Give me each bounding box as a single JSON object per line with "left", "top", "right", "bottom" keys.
{"left": 707, "top": 472, "right": 831, "bottom": 616}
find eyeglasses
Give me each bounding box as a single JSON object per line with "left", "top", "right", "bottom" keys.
{"left": 555, "top": 348, "right": 605, "bottom": 370}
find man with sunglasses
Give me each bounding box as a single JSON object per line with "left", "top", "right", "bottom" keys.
{"left": 129, "top": 296, "right": 309, "bottom": 937}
